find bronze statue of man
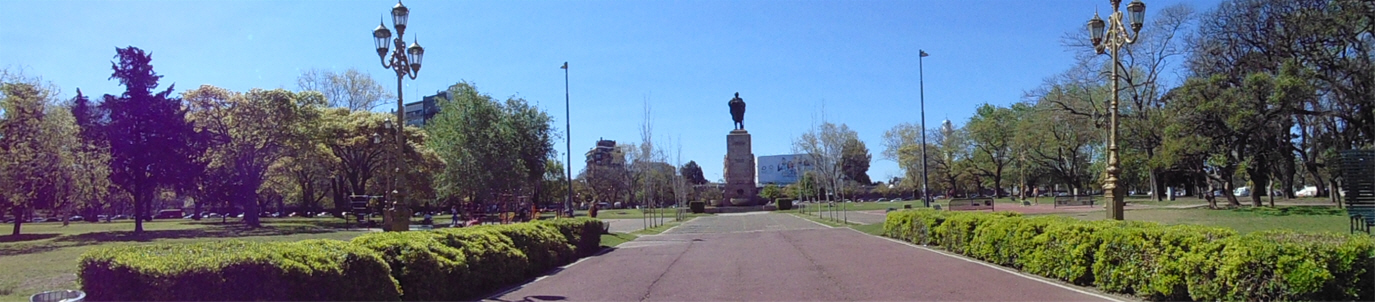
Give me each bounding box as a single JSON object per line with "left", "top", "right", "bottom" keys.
{"left": 729, "top": 92, "right": 746, "bottom": 130}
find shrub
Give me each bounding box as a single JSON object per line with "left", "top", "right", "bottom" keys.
{"left": 883, "top": 209, "right": 947, "bottom": 245}
{"left": 690, "top": 201, "right": 706, "bottom": 213}
{"left": 1023, "top": 220, "right": 1113, "bottom": 285}
{"left": 350, "top": 231, "right": 472, "bottom": 301}
{"left": 968, "top": 216, "right": 1060, "bottom": 268}
{"left": 78, "top": 240, "right": 400, "bottom": 301}
{"left": 935, "top": 211, "right": 1018, "bottom": 254}
{"left": 1190, "top": 231, "right": 1375, "bottom": 301}
{"left": 1091, "top": 224, "right": 1235, "bottom": 300}
{"left": 536, "top": 218, "right": 606, "bottom": 257}
{"left": 470, "top": 223, "right": 572, "bottom": 274}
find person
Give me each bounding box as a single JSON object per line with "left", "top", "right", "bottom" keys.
{"left": 450, "top": 206, "right": 459, "bottom": 227}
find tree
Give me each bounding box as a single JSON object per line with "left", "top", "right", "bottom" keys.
{"left": 840, "top": 137, "right": 872, "bottom": 185}
{"left": 966, "top": 104, "right": 1016, "bottom": 197}
{"left": 759, "top": 184, "right": 782, "bottom": 201}
{"left": 70, "top": 90, "right": 116, "bottom": 221}
{"left": 100, "top": 47, "right": 204, "bottom": 234}
{"left": 297, "top": 68, "right": 393, "bottom": 111}
{"left": 0, "top": 80, "right": 60, "bottom": 235}
{"left": 542, "top": 158, "right": 568, "bottom": 207}
{"left": 680, "top": 161, "right": 707, "bottom": 185}
{"left": 185, "top": 85, "right": 324, "bottom": 226}
{"left": 793, "top": 122, "right": 857, "bottom": 202}
{"left": 426, "top": 82, "right": 554, "bottom": 206}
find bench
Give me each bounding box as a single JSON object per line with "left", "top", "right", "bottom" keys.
{"left": 947, "top": 197, "right": 995, "bottom": 211}
{"left": 1053, "top": 195, "right": 1097, "bottom": 208}
{"left": 1348, "top": 206, "right": 1375, "bottom": 234}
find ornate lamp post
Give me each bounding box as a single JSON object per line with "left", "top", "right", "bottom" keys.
{"left": 1087, "top": 0, "right": 1145, "bottom": 220}
{"left": 372, "top": 0, "right": 425, "bottom": 231}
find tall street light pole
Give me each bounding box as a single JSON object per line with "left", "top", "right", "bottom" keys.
{"left": 919, "top": 50, "right": 930, "bottom": 208}
{"left": 372, "top": 0, "right": 425, "bottom": 230}
{"left": 562, "top": 62, "right": 573, "bottom": 217}
{"left": 1087, "top": 0, "right": 1145, "bottom": 220}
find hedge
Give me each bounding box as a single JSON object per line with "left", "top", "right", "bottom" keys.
{"left": 79, "top": 218, "right": 607, "bottom": 302}
{"left": 882, "top": 209, "right": 1375, "bottom": 301}
{"left": 78, "top": 240, "right": 400, "bottom": 301}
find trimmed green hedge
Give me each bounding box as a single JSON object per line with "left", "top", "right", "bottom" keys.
{"left": 882, "top": 209, "right": 1375, "bottom": 301}
{"left": 78, "top": 240, "right": 400, "bottom": 301}
{"left": 536, "top": 218, "right": 606, "bottom": 258}
{"left": 79, "top": 218, "right": 607, "bottom": 302}
{"left": 690, "top": 201, "right": 706, "bottom": 213}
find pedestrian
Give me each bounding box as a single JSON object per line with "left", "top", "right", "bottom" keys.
{"left": 450, "top": 206, "right": 459, "bottom": 227}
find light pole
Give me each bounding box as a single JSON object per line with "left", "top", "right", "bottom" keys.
{"left": 562, "top": 62, "right": 573, "bottom": 218}
{"left": 372, "top": 0, "right": 425, "bottom": 230}
{"left": 1087, "top": 0, "right": 1145, "bottom": 220}
{"left": 919, "top": 50, "right": 930, "bottom": 208}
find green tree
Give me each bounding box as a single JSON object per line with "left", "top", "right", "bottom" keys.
{"left": 966, "top": 104, "right": 1016, "bottom": 196}
{"left": 0, "top": 81, "right": 60, "bottom": 234}
{"left": 759, "top": 184, "right": 782, "bottom": 201}
{"left": 840, "top": 137, "right": 872, "bottom": 185}
{"left": 680, "top": 161, "right": 707, "bottom": 185}
{"left": 100, "top": 47, "right": 205, "bottom": 234}
{"left": 426, "top": 82, "right": 554, "bottom": 206}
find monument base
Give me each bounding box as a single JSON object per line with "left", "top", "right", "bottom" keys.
{"left": 729, "top": 197, "right": 755, "bottom": 206}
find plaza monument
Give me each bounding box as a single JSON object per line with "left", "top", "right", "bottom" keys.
{"left": 722, "top": 92, "right": 758, "bottom": 206}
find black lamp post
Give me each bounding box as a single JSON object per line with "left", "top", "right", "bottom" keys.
{"left": 372, "top": 0, "right": 425, "bottom": 231}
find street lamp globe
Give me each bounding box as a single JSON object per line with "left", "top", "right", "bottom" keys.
{"left": 373, "top": 22, "right": 392, "bottom": 58}
{"left": 407, "top": 40, "right": 424, "bottom": 73}
{"left": 1088, "top": 12, "right": 1105, "bottom": 47}
{"left": 1127, "top": 0, "right": 1146, "bottom": 32}
{"left": 384, "top": 118, "right": 393, "bottom": 129}
{"left": 392, "top": 1, "right": 410, "bottom": 35}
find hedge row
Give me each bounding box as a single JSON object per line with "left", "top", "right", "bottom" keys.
{"left": 78, "top": 240, "right": 400, "bottom": 301}
{"left": 79, "top": 218, "right": 606, "bottom": 301}
{"left": 883, "top": 210, "right": 1375, "bottom": 301}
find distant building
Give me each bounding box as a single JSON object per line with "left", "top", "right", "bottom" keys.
{"left": 403, "top": 90, "right": 450, "bottom": 127}
{"left": 585, "top": 138, "right": 625, "bottom": 167}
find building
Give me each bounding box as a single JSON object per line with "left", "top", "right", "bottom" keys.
{"left": 756, "top": 154, "right": 816, "bottom": 185}
{"left": 584, "top": 138, "right": 625, "bottom": 167}
{"left": 403, "top": 90, "right": 449, "bottom": 127}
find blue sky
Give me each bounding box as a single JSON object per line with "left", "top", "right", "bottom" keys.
{"left": 1, "top": 0, "right": 1219, "bottom": 183}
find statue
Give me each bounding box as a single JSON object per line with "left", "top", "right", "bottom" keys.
{"left": 728, "top": 92, "right": 746, "bottom": 130}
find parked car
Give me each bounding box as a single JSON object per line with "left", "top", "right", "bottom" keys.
{"left": 1234, "top": 186, "right": 1252, "bottom": 197}
{"left": 1296, "top": 186, "right": 1318, "bottom": 197}
{"left": 69, "top": 215, "right": 84, "bottom": 221}
{"left": 155, "top": 209, "right": 184, "bottom": 219}
{"left": 111, "top": 215, "right": 129, "bottom": 220}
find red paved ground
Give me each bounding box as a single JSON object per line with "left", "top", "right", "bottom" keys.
{"left": 489, "top": 213, "right": 1115, "bottom": 301}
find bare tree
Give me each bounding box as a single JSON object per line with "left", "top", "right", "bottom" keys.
{"left": 297, "top": 68, "right": 393, "bottom": 111}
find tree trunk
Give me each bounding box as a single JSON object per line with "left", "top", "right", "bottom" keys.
{"left": 1150, "top": 169, "right": 1163, "bottom": 202}
{"left": 1331, "top": 179, "right": 1343, "bottom": 208}
{"left": 134, "top": 182, "right": 146, "bottom": 234}
{"left": 11, "top": 206, "right": 23, "bottom": 235}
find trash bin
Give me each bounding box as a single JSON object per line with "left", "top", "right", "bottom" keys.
{"left": 30, "top": 290, "right": 84, "bottom": 302}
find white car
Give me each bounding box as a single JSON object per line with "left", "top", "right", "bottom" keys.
{"left": 1296, "top": 186, "right": 1318, "bottom": 197}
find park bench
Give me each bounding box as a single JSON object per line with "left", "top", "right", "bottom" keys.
{"left": 1053, "top": 195, "right": 1097, "bottom": 208}
{"left": 1340, "top": 150, "right": 1375, "bottom": 234}
{"left": 947, "top": 197, "right": 994, "bottom": 211}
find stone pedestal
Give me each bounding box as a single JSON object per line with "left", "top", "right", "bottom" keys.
{"left": 723, "top": 129, "right": 757, "bottom": 206}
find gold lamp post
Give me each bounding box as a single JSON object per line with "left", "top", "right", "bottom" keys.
{"left": 1088, "top": 0, "right": 1145, "bottom": 220}
{"left": 372, "top": 0, "right": 425, "bottom": 231}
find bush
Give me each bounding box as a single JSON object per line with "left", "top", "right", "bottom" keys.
{"left": 776, "top": 198, "right": 793, "bottom": 210}
{"left": 1091, "top": 224, "right": 1234, "bottom": 300}
{"left": 881, "top": 209, "right": 1375, "bottom": 301}
{"left": 350, "top": 231, "right": 476, "bottom": 300}
{"left": 1190, "top": 231, "right": 1375, "bottom": 301}
{"left": 690, "top": 201, "right": 705, "bottom": 213}
{"left": 536, "top": 218, "right": 606, "bottom": 257}
{"left": 470, "top": 223, "right": 572, "bottom": 274}
{"left": 78, "top": 240, "right": 400, "bottom": 301}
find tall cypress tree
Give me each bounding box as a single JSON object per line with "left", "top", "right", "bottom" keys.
{"left": 100, "top": 47, "right": 202, "bottom": 234}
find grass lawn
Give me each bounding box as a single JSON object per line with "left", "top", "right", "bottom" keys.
{"left": 600, "top": 233, "right": 636, "bottom": 248}
{"left": 850, "top": 223, "right": 885, "bottom": 236}
{"left": 576, "top": 208, "right": 694, "bottom": 220}
{"left": 1043, "top": 206, "right": 1352, "bottom": 234}
{"left": 0, "top": 218, "right": 370, "bottom": 300}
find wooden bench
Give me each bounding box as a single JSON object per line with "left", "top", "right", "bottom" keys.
{"left": 947, "top": 197, "right": 995, "bottom": 211}
{"left": 1053, "top": 195, "right": 1097, "bottom": 208}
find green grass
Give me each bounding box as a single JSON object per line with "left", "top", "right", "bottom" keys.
{"left": 631, "top": 220, "right": 686, "bottom": 236}
{"left": 577, "top": 208, "right": 696, "bottom": 219}
{"left": 789, "top": 213, "right": 861, "bottom": 228}
{"left": 1043, "top": 206, "right": 1351, "bottom": 234}
{"left": 0, "top": 218, "right": 370, "bottom": 301}
{"left": 850, "top": 223, "right": 885, "bottom": 236}
{"left": 600, "top": 233, "right": 636, "bottom": 248}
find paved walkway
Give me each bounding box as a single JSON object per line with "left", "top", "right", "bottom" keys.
{"left": 490, "top": 213, "right": 1117, "bottom": 301}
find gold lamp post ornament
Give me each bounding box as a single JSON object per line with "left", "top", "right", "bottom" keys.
{"left": 1088, "top": 0, "right": 1145, "bottom": 220}
{"left": 372, "top": 0, "right": 425, "bottom": 231}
